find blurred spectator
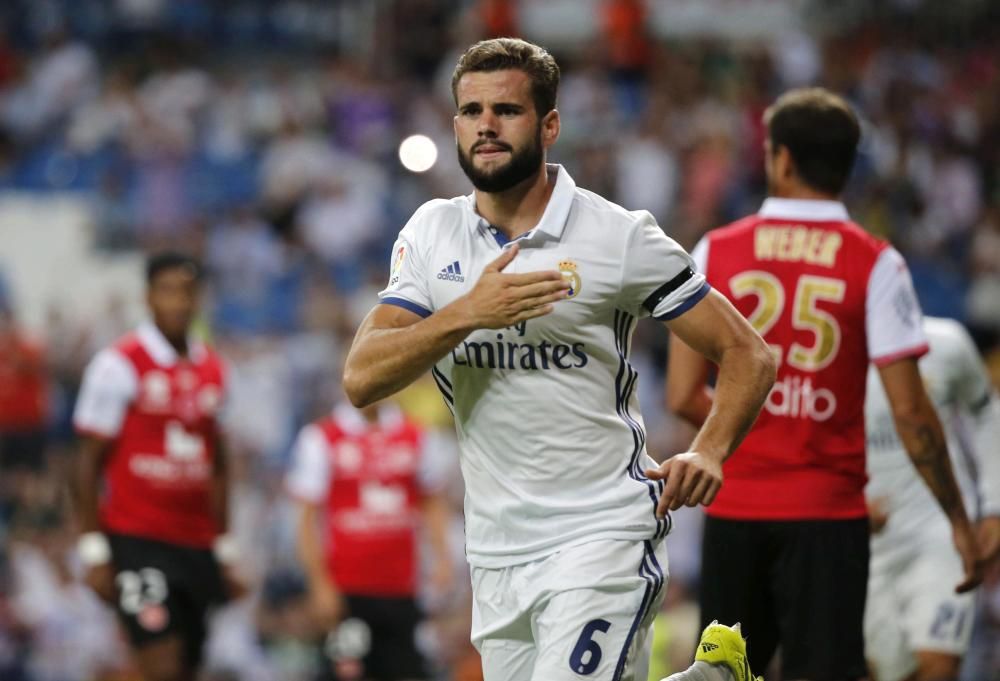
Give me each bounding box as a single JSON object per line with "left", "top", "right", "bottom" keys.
{"left": 0, "top": 306, "right": 49, "bottom": 499}
{"left": 0, "top": 27, "right": 98, "bottom": 140}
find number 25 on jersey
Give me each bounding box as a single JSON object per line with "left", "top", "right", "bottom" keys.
{"left": 729, "top": 271, "right": 846, "bottom": 371}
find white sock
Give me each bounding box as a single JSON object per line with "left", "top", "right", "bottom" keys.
{"left": 661, "top": 660, "right": 735, "bottom": 681}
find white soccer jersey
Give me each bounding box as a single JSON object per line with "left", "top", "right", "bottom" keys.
{"left": 379, "top": 164, "right": 709, "bottom": 568}
{"left": 865, "top": 316, "right": 1000, "bottom": 556}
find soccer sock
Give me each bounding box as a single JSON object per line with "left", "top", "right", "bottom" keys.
{"left": 661, "top": 660, "right": 735, "bottom": 681}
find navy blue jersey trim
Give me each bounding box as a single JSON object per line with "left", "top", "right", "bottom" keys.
{"left": 654, "top": 281, "right": 711, "bottom": 321}
{"left": 380, "top": 297, "right": 432, "bottom": 319}
{"left": 430, "top": 366, "right": 454, "bottom": 412}
{"left": 614, "top": 309, "right": 668, "bottom": 539}
{"left": 612, "top": 541, "right": 665, "bottom": 681}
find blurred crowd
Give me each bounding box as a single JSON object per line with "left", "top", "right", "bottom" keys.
{"left": 1, "top": 0, "right": 1000, "bottom": 679}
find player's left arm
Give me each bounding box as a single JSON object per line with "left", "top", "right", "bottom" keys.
{"left": 647, "top": 290, "right": 777, "bottom": 514}
{"left": 211, "top": 433, "right": 245, "bottom": 599}
{"left": 211, "top": 433, "right": 229, "bottom": 533}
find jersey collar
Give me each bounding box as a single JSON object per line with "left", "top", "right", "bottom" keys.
{"left": 467, "top": 164, "right": 576, "bottom": 244}
{"left": 758, "top": 198, "right": 850, "bottom": 222}
{"left": 137, "top": 321, "right": 205, "bottom": 366}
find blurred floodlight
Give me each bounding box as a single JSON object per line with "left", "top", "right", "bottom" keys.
{"left": 399, "top": 135, "right": 438, "bottom": 173}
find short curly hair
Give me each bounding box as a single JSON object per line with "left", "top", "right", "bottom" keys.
{"left": 764, "top": 88, "right": 861, "bottom": 196}
{"left": 451, "top": 38, "right": 560, "bottom": 117}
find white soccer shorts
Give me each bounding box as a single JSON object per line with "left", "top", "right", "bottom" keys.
{"left": 864, "top": 539, "right": 974, "bottom": 681}
{"left": 471, "top": 538, "right": 668, "bottom": 681}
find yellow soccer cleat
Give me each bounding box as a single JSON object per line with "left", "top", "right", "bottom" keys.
{"left": 693, "top": 621, "right": 762, "bottom": 681}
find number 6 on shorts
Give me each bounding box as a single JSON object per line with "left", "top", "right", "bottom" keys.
{"left": 568, "top": 619, "right": 611, "bottom": 675}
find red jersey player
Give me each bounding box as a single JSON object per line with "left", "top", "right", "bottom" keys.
{"left": 287, "top": 400, "right": 453, "bottom": 681}
{"left": 73, "top": 252, "right": 238, "bottom": 681}
{"left": 666, "top": 89, "right": 983, "bottom": 681}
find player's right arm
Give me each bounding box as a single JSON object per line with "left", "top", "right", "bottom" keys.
{"left": 74, "top": 434, "right": 116, "bottom": 602}
{"left": 286, "top": 423, "right": 343, "bottom": 629}
{"left": 72, "top": 348, "right": 137, "bottom": 603}
{"left": 867, "top": 249, "right": 983, "bottom": 593}
{"left": 344, "top": 243, "right": 568, "bottom": 407}
{"left": 295, "top": 499, "right": 343, "bottom": 629}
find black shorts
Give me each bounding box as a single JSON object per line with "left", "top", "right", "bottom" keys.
{"left": 108, "top": 533, "right": 227, "bottom": 668}
{"left": 699, "top": 516, "right": 869, "bottom": 681}
{"left": 324, "top": 595, "right": 427, "bottom": 681}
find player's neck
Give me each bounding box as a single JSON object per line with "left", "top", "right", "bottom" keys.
{"left": 158, "top": 328, "right": 189, "bottom": 357}
{"left": 772, "top": 181, "right": 839, "bottom": 202}
{"left": 475, "top": 164, "right": 554, "bottom": 240}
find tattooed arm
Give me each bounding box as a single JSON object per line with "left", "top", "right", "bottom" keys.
{"left": 878, "top": 357, "right": 983, "bottom": 593}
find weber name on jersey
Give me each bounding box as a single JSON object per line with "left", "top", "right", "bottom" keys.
{"left": 380, "top": 165, "right": 709, "bottom": 568}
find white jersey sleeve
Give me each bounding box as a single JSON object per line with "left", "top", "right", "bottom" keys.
{"left": 72, "top": 349, "right": 137, "bottom": 438}
{"left": 285, "top": 425, "right": 332, "bottom": 504}
{"left": 618, "top": 213, "right": 710, "bottom": 320}
{"left": 945, "top": 321, "right": 1000, "bottom": 517}
{"left": 378, "top": 210, "right": 434, "bottom": 318}
{"left": 866, "top": 247, "right": 929, "bottom": 366}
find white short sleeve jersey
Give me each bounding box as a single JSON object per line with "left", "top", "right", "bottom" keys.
{"left": 865, "top": 246, "right": 929, "bottom": 365}
{"left": 73, "top": 348, "right": 138, "bottom": 438}
{"left": 866, "top": 317, "right": 1000, "bottom": 555}
{"left": 378, "top": 165, "right": 709, "bottom": 567}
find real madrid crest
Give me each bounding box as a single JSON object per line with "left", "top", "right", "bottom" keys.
{"left": 558, "top": 260, "right": 581, "bottom": 298}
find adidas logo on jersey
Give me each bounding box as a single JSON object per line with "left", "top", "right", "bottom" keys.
{"left": 437, "top": 261, "right": 465, "bottom": 282}
{"left": 701, "top": 642, "right": 719, "bottom": 653}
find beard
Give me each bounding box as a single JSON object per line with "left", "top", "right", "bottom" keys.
{"left": 457, "top": 128, "right": 544, "bottom": 193}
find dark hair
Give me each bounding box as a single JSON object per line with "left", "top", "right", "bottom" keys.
{"left": 764, "top": 88, "right": 861, "bottom": 196}
{"left": 146, "top": 251, "right": 202, "bottom": 285}
{"left": 451, "top": 38, "right": 560, "bottom": 117}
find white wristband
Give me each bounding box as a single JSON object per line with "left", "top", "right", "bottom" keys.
{"left": 77, "top": 532, "right": 111, "bottom": 566}
{"left": 213, "top": 534, "right": 239, "bottom": 564}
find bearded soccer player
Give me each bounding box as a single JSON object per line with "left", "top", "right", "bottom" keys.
{"left": 73, "top": 253, "right": 238, "bottom": 681}
{"left": 344, "top": 38, "right": 775, "bottom": 681}
{"left": 667, "top": 88, "right": 984, "bottom": 681}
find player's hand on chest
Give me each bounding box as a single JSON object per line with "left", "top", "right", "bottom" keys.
{"left": 430, "top": 244, "right": 603, "bottom": 331}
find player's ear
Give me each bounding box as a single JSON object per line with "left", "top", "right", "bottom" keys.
{"left": 776, "top": 144, "right": 796, "bottom": 183}
{"left": 541, "top": 109, "right": 560, "bottom": 149}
